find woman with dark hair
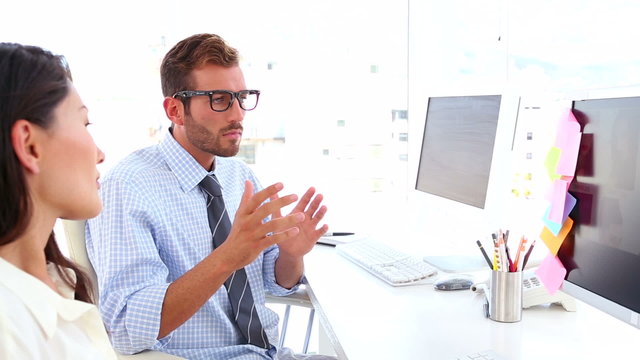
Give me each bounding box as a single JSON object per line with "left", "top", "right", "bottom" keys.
{"left": 0, "top": 43, "right": 116, "bottom": 359}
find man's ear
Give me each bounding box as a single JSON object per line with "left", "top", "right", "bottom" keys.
{"left": 163, "top": 97, "right": 185, "bottom": 127}
{"left": 11, "top": 119, "right": 41, "bottom": 174}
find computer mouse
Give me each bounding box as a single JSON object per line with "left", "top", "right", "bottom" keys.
{"left": 434, "top": 276, "right": 474, "bottom": 291}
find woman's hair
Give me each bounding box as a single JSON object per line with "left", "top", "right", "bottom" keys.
{"left": 160, "top": 33, "right": 240, "bottom": 98}
{"left": 0, "top": 43, "right": 94, "bottom": 303}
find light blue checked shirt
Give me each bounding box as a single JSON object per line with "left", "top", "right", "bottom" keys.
{"left": 86, "top": 131, "right": 299, "bottom": 359}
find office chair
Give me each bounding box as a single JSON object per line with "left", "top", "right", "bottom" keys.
{"left": 61, "top": 219, "right": 184, "bottom": 359}
{"left": 61, "top": 219, "right": 317, "bottom": 357}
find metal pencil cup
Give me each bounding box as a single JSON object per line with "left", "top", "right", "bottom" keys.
{"left": 489, "top": 270, "right": 523, "bottom": 323}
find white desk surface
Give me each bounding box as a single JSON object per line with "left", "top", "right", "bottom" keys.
{"left": 304, "top": 244, "right": 639, "bottom": 360}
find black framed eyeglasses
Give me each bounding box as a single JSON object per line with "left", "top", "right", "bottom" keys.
{"left": 172, "top": 89, "right": 260, "bottom": 112}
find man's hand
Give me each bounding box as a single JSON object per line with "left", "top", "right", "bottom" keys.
{"left": 271, "top": 186, "right": 328, "bottom": 288}
{"left": 274, "top": 187, "right": 328, "bottom": 258}
{"left": 216, "top": 181, "right": 305, "bottom": 271}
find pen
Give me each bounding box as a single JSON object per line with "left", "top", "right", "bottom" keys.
{"left": 522, "top": 240, "right": 536, "bottom": 269}
{"left": 323, "top": 232, "right": 355, "bottom": 236}
{"left": 476, "top": 240, "right": 493, "bottom": 269}
{"left": 505, "top": 246, "right": 514, "bottom": 272}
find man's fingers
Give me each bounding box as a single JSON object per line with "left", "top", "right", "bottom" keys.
{"left": 252, "top": 193, "right": 298, "bottom": 221}
{"left": 305, "top": 193, "right": 324, "bottom": 217}
{"left": 269, "top": 193, "right": 283, "bottom": 219}
{"left": 237, "top": 182, "right": 284, "bottom": 216}
{"left": 291, "top": 187, "right": 316, "bottom": 213}
{"left": 259, "top": 227, "right": 301, "bottom": 248}
{"left": 314, "top": 224, "right": 330, "bottom": 238}
{"left": 238, "top": 180, "right": 255, "bottom": 211}
{"left": 259, "top": 212, "right": 305, "bottom": 236}
{"left": 310, "top": 204, "right": 328, "bottom": 225}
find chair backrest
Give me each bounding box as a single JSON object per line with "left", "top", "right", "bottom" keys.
{"left": 61, "top": 219, "right": 99, "bottom": 301}
{"left": 60, "top": 220, "right": 186, "bottom": 359}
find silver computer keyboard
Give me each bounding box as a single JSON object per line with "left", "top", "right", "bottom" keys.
{"left": 336, "top": 239, "right": 438, "bottom": 286}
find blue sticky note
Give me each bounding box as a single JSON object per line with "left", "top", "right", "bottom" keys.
{"left": 543, "top": 206, "right": 562, "bottom": 236}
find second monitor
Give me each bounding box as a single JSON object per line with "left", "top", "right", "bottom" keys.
{"left": 414, "top": 94, "right": 519, "bottom": 272}
{"left": 416, "top": 95, "right": 502, "bottom": 209}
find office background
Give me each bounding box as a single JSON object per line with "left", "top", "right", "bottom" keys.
{"left": 3, "top": 0, "right": 640, "bottom": 235}
{"left": 3, "top": 0, "right": 639, "bottom": 355}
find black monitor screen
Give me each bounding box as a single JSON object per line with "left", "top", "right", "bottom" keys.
{"left": 560, "top": 96, "right": 640, "bottom": 321}
{"left": 415, "top": 95, "right": 501, "bottom": 209}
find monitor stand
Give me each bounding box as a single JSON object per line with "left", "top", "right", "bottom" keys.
{"left": 423, "top": 255, "right": 490, "bottom": 273}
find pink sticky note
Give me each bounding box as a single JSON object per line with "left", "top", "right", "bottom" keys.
{"left": 555, "top": 110, "right": 582, "bottom": 177}
{"left": 549, "top": 179, "right": 569, "bottom": 223}
{"left": 556, "top": 131, "right": 582, "bottom": 176}
{"left": 535, "top": 254, "right": 567, "bottom": 295}
{"left": 555, "top": 110, "right": 581, "bottom": 145}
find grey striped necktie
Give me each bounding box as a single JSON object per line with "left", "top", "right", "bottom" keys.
{"left": 199, "top": 174, "right": 270, "bottom": 349}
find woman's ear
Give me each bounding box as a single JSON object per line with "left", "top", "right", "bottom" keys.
{"left": 11, "top": 119, "right": 41, "bottom": 174}
{"left": 163, "top": 97, "right": 185, "bottom": 127}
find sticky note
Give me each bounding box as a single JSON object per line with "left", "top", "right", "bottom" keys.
{"left": 542, "top": 193, "right": 577, "bottom": 236}
{"left": 535, "top": 254, "right": 567, "bottom": 295}
{"left": 562, "top": 193, "right": 577, "bottom": 221}
{"left": 560, "top": 175, "right": 574, "bottom": 185}
{"left": 540, "top": 217, "right": 573, "bottom": 255}
{"left": 544, "top": 147, "right": 562, "bottom": 181}
{"left": 549, "top": 179, "right": 569, "bottom": 224}
{"left": 556, "top": 131, "right": 582, "bottom": 176}
{"left": 542, "top": 207, "right": 562, "bottom": 236}
{"left": 554, "top": 111, "right": 581, "bottom": 148}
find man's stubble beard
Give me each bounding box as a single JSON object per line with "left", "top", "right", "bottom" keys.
{"left": 184, "top": 113, "right": 242, "bottom": 158}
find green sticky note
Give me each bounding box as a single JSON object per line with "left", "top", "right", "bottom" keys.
{"left": 544, "top": 147, "right": 562, "bottom": 181}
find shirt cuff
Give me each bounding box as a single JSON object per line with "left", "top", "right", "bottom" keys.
{"left": 122, "top": 284, "right": 172, "bottom": 351}
{"left": 264, "top": 265, "right": 303, "bottom": 297}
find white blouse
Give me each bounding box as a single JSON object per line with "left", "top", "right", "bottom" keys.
{"left": 0, "top": 257, "right": 117, "bottom": 359}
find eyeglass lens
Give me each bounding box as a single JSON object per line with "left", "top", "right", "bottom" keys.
{"left": 210, "top": 91, "right": 258, "bottom": 111}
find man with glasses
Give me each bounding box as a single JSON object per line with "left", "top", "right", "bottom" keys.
{"left": 86, "top": 33, "right": 333, "bottom": 360}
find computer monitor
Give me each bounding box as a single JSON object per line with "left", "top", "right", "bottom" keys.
{"left": 416, "top": 95, "right": 501, "bottom": 209}
{"left": 413, "top": 94, "right": 519, "bottom": 272}
{"left": 559, "top": 95, "right": 640, "bottom": 329}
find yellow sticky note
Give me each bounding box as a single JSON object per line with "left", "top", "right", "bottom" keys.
{"left": 544, "top": 147, "right": 562, "bottom": 181}
{"left": 540, "top": 217, "right": 573, "bottom": 255}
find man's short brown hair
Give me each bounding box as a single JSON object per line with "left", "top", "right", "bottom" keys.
{"left": 160, "top": 33, "right": 240, "bottom": 98}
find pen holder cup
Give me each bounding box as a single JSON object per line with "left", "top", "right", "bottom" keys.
{"left": 489, "top": 270, "right": 522, "bottom": 323}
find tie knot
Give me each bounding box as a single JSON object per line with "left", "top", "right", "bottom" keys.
{"left": 199, "top": 174, "right": 223, "bottom": 197}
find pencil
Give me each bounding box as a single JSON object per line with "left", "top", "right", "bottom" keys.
{"left": 522, "top": 240, "right": 536, "bottom": 269}
{"left": 476, "top": 240, "right": 493, "bottom": 269}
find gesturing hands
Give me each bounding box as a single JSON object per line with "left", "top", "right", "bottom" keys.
{"left": 271, "top": 186, "right": 328, "bottom": 258}
{"left": 216, "top": 181, "right": 305, "bottom": 271}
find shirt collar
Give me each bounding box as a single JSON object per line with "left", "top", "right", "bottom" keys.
{"left": 158, "top": 130, "right": 211, "bottom": 192}
{"left": 0, "top": 258, "right": 95, "bottom": 339}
